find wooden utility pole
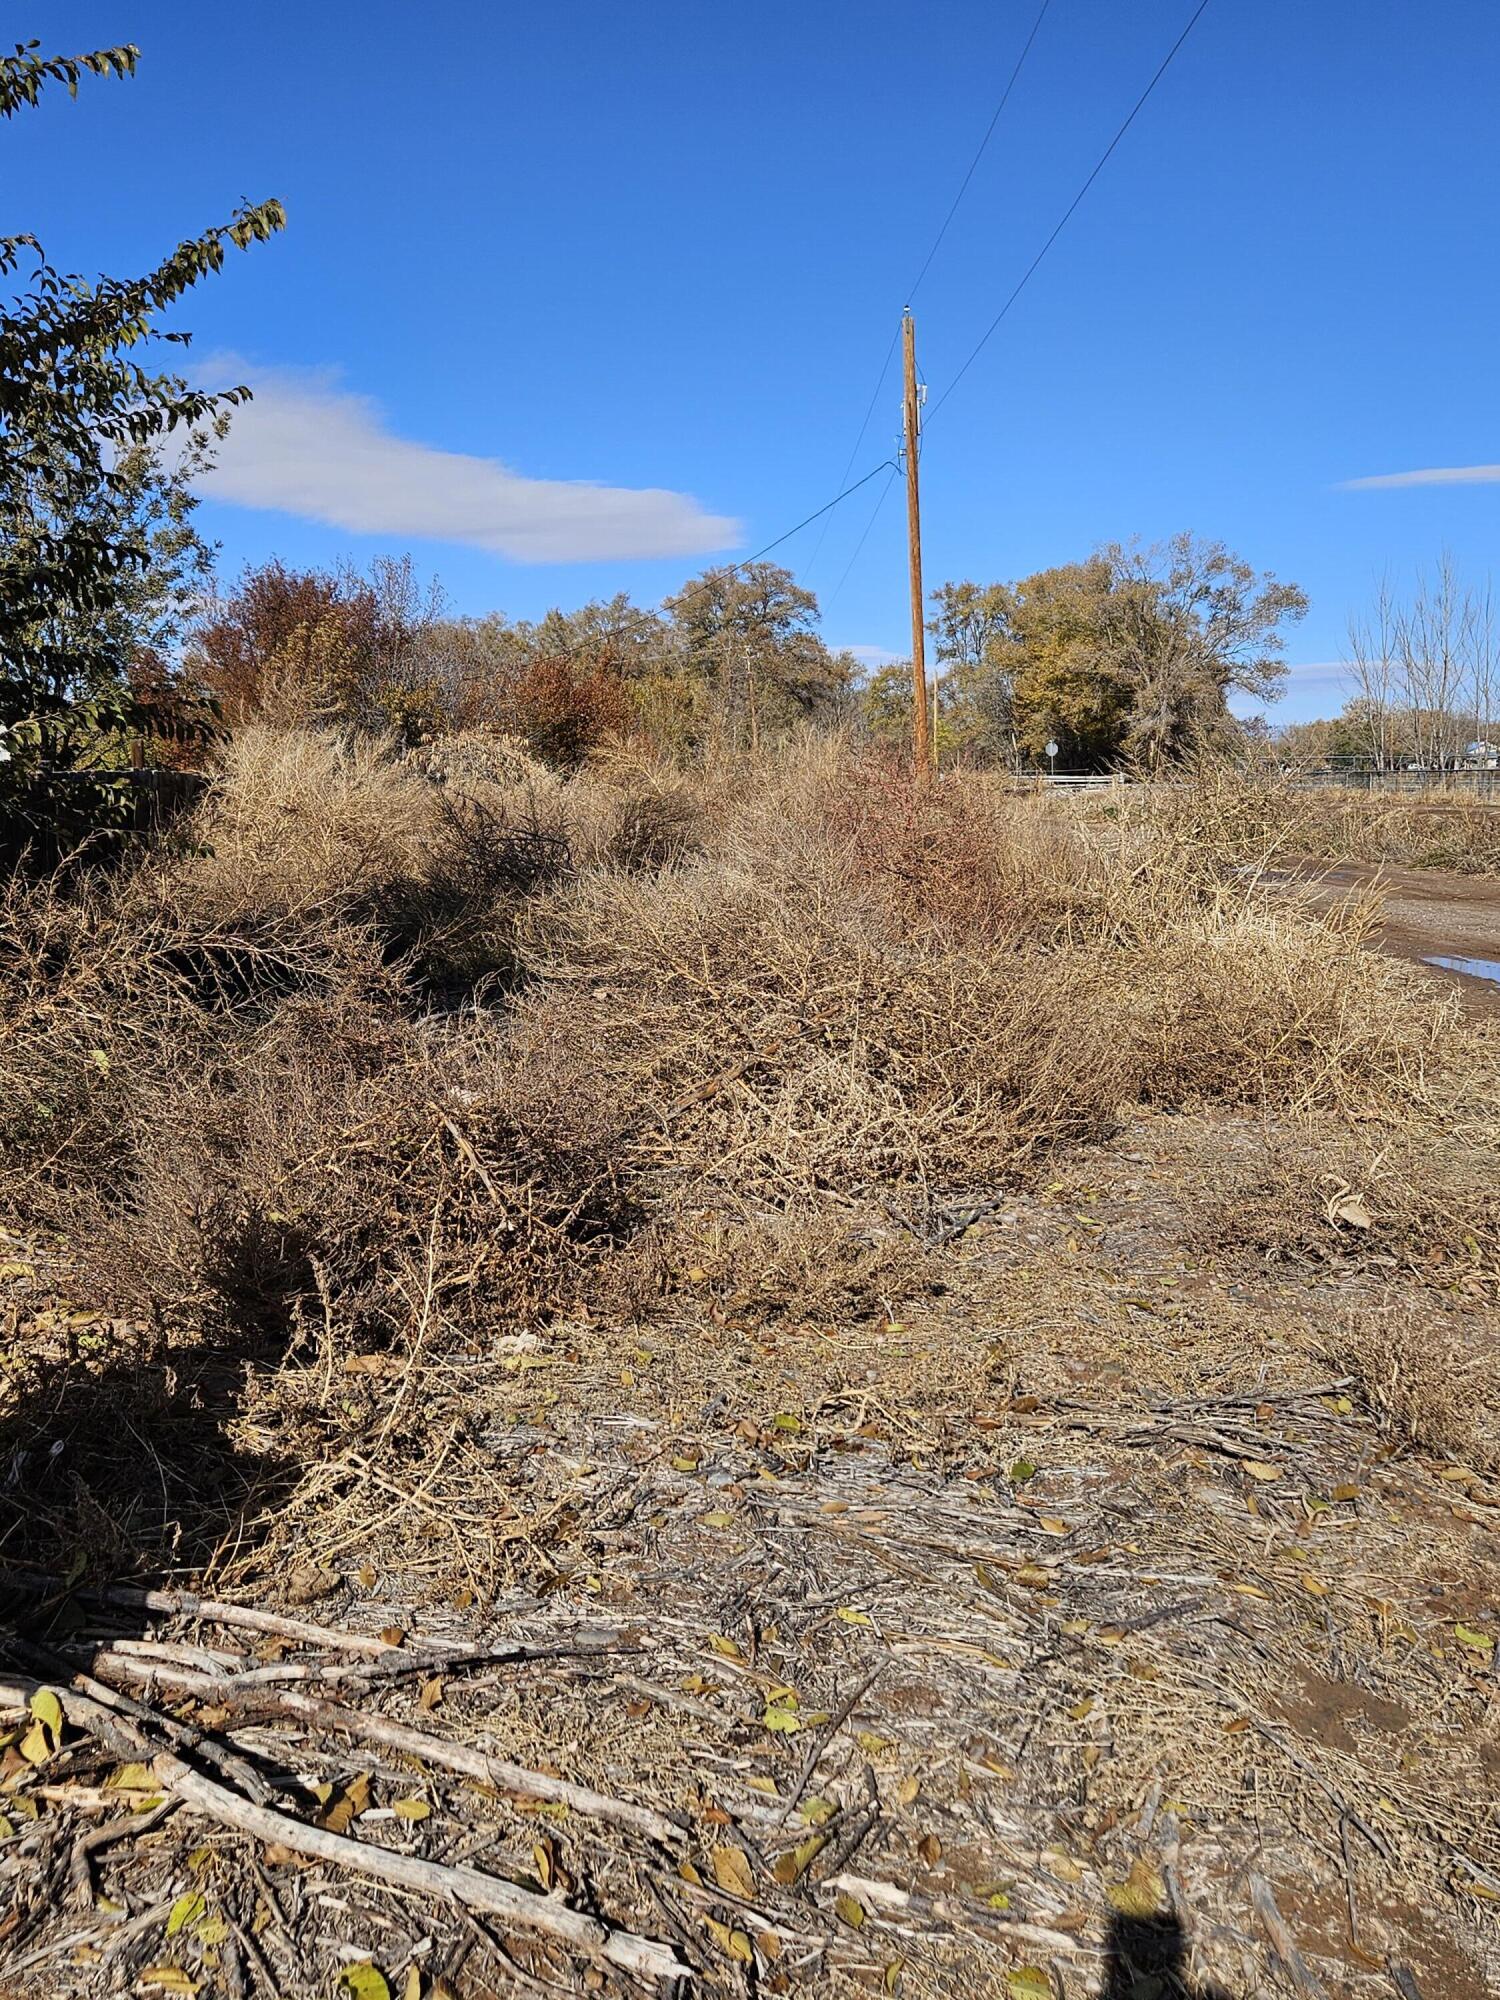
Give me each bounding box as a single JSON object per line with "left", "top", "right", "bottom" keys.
{"left": 902, "top": 309, "right": 933, "bottom": 777}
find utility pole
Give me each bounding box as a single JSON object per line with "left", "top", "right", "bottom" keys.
{"left": 902, "top": 309, "right": 932, "bottom": 777}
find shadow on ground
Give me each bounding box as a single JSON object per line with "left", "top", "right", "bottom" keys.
{"left": 1104, "top": 1912, "right": 1232, "bottom": 1999}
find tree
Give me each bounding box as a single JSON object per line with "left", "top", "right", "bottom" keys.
{"left": 1346, "top": 555, "right": 1497, "bottom": 769}
{"left": 663, "top": 562, "right": 852, "bottom": 750}
{"left": 924, "top": 536, "right": 1307, "bottom": 771}
{"left": 190, "top": 556, "right": 448, "bottom": 743}
{"left": 0, "top": 38, "right": 284, "bottom": 855}
{"left": 927, "top": 580, "right": 1021, "bottom": 765}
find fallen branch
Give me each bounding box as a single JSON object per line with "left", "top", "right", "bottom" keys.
{"left": 1250, "top": 1871, "right": 1329, "bottom": 2000}
{"left": 0, "top": 1677, "right": 691, "bottom": 1991}
{"left": 87, "top": 1650, "right": 690, "bottom": 1847}
{"left": 826, "top": 1872, "right": 1092, "bottom": 1958}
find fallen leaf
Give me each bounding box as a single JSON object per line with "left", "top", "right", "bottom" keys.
{"left": 1106, "top": 1855, "right": 1168, "bottom": 1919}
{"left": 392, "top": 1796, "right": 431, "bottom": 1821}
{"left": 834, "top": 1606, "right": 872, "bottom": 1626}
{"left": 707, "top": 1634, "right": 744, "bottom": 1662}
{"left": 772, "top": 1833, "right": 827, "bottom": 1886}
{"left": 1455, "top": 1623, "right": 1495, "bottom": 1659}
{"left": 834, "top": 1890, "right": 865, "bottom": 1928}
{"left": 24, "top": 1688, "right": 63, "bottom": 1762}
{"left": 338, "top": 1967, "right": 392, "bottom": 2000}
{"left": 1005, "top": 1970, "right": 1052, "bottom": 1999}
{"left": 165, "top": 1892, "right": 205, "bottom": 1938}
{"left": 702, "top": 1511, "right": 734, "bottom": 1530}
{"left": 917, "top": 1832, "right": 942, "bottom": 1866}
{"left": 105, "top": 1762, "right": 155, "bottom": 1792}
{"left": 136, "top": 1970, "right": 198, "bottom": 1996}
{"left": 710, "top": 1845, "right": 756, "bottom": 1900}
{"left": 1242, "top": 1461, "right": 1283, "bottom": 1483}
{"left": 763, "top": 1703, "right": 801, "bottom": 1734}
{"left": 703, "top": 1917, "right": 754, "bottom": 1963}
{"left": 317, "top": 1771, "right": 372, "bottom": 1835}
{"left": 418, "top": 1676, "right": 444, "bottom": 1712}
{"left": 378, "top": 1626, "right": 406, "bottom": 1648}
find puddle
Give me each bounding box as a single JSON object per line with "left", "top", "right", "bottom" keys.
{"left": 1423, "top": 954, "right": 1500, "bottom": 986}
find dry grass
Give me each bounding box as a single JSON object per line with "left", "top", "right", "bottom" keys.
{"left": 1113, "top": 755, "right": 1500, "bottom": 875}
{"left": 4, "top": 729, "right": 1500, "bottom": 1997}
{"left": 0, "top": 727, "right": 1489, "bottom": 1574}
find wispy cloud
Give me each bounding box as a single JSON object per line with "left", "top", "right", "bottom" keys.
{"left": 842, "top": 643, "right": 903, "bottom": 667}
{"left": 1339, "top": 464, "right": 1500, "bottom": 491}
{"left": 191, "top": 358, "right": 741, "bottom": 563}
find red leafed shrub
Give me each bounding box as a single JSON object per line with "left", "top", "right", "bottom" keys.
{"left": 497, "top": 655, "right": 637, "bottom": 769}
{"left": 818, "top": 751, "right": 1038, "bottom": 939}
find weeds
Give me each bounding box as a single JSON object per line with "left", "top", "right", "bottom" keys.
{"left": 0, "top": 727, "right": 1492, "bottom": 1584}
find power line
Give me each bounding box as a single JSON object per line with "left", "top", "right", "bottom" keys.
{"left": 801, "top": 328, "right": 901, "bottom": 580}
{"left": 734, "top": 457, "right": 897, "bottom": 571}
{"left": 928, "top": 0, "right": 1213, "bottom": 424}
{"left": 905, "top": 0, "right": 1053, "bottom": 306}
{"left": 825, "top": 464, "right": 900, "bottom": 613}
{"left": 804, "top": 0, "right": 1053, "bottom": 578}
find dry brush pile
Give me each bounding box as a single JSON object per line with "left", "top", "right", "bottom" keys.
{"left": 0, "top": 727, "right": 1487, "bottom": 1581}
{"left": 4, "top": 727, "right": 1500, "bottom": 1999}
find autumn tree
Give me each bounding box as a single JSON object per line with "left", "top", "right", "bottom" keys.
{"left": 663, "top": 562, "right": 854, "bottom": 751}
{"left": 919, "top": 536, "right": 1306, "bottom": 771}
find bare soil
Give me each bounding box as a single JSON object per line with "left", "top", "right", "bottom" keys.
{"left": 1281, "top": 860, "right": 1500, "bottom": 1013}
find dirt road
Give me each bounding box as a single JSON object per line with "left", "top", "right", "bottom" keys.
{"left": 1282, "top": 859, "right": 1500, "bottom": 1014}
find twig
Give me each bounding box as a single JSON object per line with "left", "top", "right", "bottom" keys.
{"left": 775, "top": 1664, "right": 884, "bottom": 1828}
{"left": 1250, "top": 1871, "right": 1329, "bottom": 2000}
{"left": 84, "top": 1651, "right": 689, "bottom": 1847}
{"left": 0, "top": 1675, "right": 691, "bottom": 1990}
{"left": 52, "top": 1580, "right": 410, "bottom": 1659}
{"left": 826, "top": 1873, "right": 1090, "bottom": 1957}
{"left": 69, "top": 1798, "right": 177, "bottom": 1908}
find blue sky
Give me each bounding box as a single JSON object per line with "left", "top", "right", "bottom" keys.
{"left": 13, "top": 1, "right": 1500, "bottom": 721}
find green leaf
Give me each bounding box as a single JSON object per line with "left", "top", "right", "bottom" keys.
{"left": 166, "top": 1891, "right": 205, "bottom": 1938}
{"left": 338, "top": 1966, "right": 392, "bottom": 2000}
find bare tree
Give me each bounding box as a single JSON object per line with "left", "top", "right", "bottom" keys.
{"left": 1346, "top": 554, "right": 1496, "bottom": 769}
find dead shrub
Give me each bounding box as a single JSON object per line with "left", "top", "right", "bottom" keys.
{"left": 1315, "top": 1301, "right": 1500, "bottom": 1470}
{"left": 818, "top": 750, "right": 1089, "bottom": 941}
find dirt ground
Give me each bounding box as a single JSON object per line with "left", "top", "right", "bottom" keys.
{"left": 1278, "top": 861, "right": 1500, "bottom": 1014}
{"left": 3, "top": 1118, "right": 1497, "bottom": 2000}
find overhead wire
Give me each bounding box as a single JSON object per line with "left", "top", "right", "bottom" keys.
{"left": 801, "top": 0, "right": 1054, "bottom": 579}
{"left": 733, "top": 457, "right": 897, "bottom": 570}
{"left": 927, "top": 0, "right": 1212, "bottom": 424}
{"left": 825, "top": 465, "right": 900, "bottom": 613}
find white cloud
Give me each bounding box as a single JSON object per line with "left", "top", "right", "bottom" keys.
{"left": 190, "top": 358, "right": 740, "bottom": 563}
{"left": 1284, "top": 660, "right": 1346, "bottom": 683}
{"left": 841, "top": 643, "right": 903, "bottom": 667}
{"left": 1340, "top": 464, "right": 1500, "bottom": 491}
